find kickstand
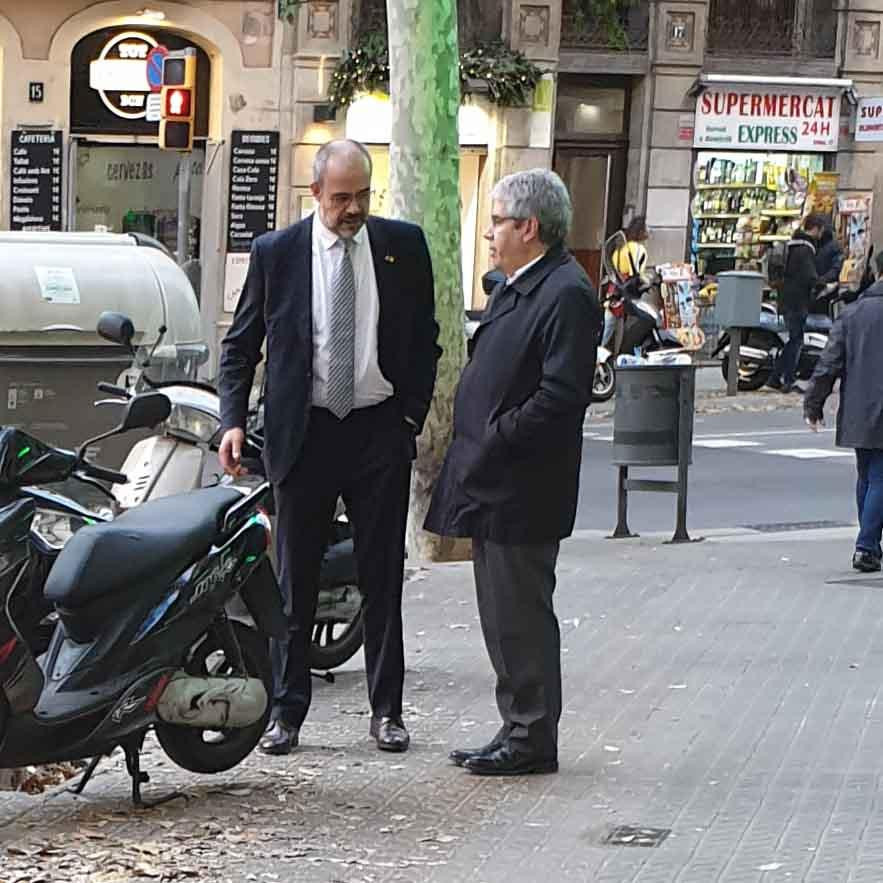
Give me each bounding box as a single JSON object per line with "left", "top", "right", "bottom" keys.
{"left": 311, "top": 669, "right": 335, "bottom": 684}
{"left": 68, "top": 754, "right": 103, "bottom": 796}
{"left": 122, "top": 738, "right": 188, "bottom": 810}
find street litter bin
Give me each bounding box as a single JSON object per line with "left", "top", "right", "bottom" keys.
{"left": 0, "top": 231, "right": 206, "bottom": 467}
{"left": 611, "top": 364, "right": 697, "bottom": 542}
{"left": 612, "top": 365, "right": 695, "bottom": 467}
{"left": 714, "top": 271, "right": 764, "bottom": 328}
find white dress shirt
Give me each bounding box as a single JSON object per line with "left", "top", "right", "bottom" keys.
{"left": 311, "top": 213, "right": 393, "bottom": 410}
{"left": 506, "top": 251, "right": 547, "bottom": 286}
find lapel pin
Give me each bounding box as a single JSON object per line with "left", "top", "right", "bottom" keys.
{"left": 384, "top": 254, "right": 396, "bottom": 263}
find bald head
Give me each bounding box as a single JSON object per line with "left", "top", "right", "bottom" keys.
{"left": 310, "top": 139, "right": 373, "bottom": 238}
{"left": 312, "top": 139, "right": 372, "bottom": 185}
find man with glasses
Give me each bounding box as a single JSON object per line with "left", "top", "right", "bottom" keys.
{"left": 218, "top": 139, "right": 441, "bottom": 755}
{"left": 426, "top": 168, "right": 600, "bottom": 775}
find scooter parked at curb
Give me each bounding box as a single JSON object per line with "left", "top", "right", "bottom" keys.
{"left": 0, "top": 387, "right": 285, "bottom": 808}
{"left": 712, "top": 283, "right": 840, "bottom": 391}
{"left": 96, "top": 312, "right": 363, "bottom": 674}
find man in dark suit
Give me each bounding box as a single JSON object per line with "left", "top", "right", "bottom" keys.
{"left": 425, "top": 168, "right": 600, "bottom": 776}
{"left": 218, "top": 139, "right": 440, "bottom": 755}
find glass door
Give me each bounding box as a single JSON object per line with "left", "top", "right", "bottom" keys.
{"left": 553, "top": 150, "right": 611, "bottom": 287}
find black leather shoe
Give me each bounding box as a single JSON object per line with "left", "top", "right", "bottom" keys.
{"left": 259, "top": 720, "right": 299, "bottom": 755}
{"left": 370, "top": 715, "right": 410, "bottom": 752}
{"left": 449, "top": 730, "right": 509, "bottom": 766}
{"left": 463, "top": 744, "right": 558, "bottom": 776}
{"left": 853, "top": 551, "right": 882, "bottom": 573}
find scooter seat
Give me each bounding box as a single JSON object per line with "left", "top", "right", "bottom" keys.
{"left": 45, "top": 486, "right": 244, "bottom": 609}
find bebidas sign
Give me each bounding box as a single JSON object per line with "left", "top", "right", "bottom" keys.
{"left": 694, "top": 86, "right": 841, "bottom": 152}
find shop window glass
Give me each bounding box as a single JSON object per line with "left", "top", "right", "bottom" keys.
{"left": 75, "top": 144, "right": 204, "bottom": 258}
{"left": 556, "top": 87, "right": 626, "bottom": 137}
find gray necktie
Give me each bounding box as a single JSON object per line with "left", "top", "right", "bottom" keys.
{"left": 326, "top": 238, "right": 356, "bottom": 419}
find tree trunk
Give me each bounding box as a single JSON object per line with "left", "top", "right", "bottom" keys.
{"left": 386, "top": 0, "right": 468, "bottom": 562}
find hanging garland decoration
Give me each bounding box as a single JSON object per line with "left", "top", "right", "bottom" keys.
{"left": 459, "top": 43, "right": 542, "bottom": 107}
{"left": 328, "top": 36, "right": 544, "bottom": 110}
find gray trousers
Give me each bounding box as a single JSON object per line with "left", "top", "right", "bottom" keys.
{"left": 472, "top": 538, "right": 562, "bottom": 757}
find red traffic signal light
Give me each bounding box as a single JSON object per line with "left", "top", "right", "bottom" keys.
{"left": 164, "top": 88, "right": 192, "bottom": 119}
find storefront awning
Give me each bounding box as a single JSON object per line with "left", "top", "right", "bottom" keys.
{"left": 690, "top": 74, "right": 857, "bottom": 105}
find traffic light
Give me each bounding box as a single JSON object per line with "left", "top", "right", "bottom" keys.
{"left": 159, "top": 49, "right": 196, "bottom": 151}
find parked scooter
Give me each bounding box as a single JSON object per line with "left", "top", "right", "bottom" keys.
{"left": 97, "top": 313, "right": 363, "bottom": 672}
{"left": 712, "top": 283, "right": 840, "bottom": 391}
{"left": 0, "top": 389, "right": 284, "bottom": 807}
{"left": 600, "top": 231, "right": 686, "bottom": 368}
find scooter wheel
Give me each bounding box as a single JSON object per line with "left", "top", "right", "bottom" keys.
{"left": 591, "top": 361, "right": 616, "bottom": 403}
{"left": 155, "top": 621, "right": 272, "bottom": 774}
{"left": 721, "top": 357, "right": 771, "bottom": 392}
{"left": 309, "top": 603, "right": 364, "bottom": 671}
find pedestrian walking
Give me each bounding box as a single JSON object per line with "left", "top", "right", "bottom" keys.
{"left": 218, "top": 139, "right": 441, "bottom": 755}
{"left": 424, "top": 168, "right": 600, "bottom": 776}
{"left": 770, "top": 213, "right": 826, "bottom": 393}
{"left": 804, "top": 250, "right": 883, "bottom": 573}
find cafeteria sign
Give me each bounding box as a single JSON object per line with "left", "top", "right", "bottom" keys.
{"left": 694, "top": 86, "right": 840, "bottom": 152}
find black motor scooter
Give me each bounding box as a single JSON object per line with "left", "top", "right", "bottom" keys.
{"left": 0, "top": 389, "right": 285, "bottom": 807}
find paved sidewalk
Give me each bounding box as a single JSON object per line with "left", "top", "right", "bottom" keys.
{"left": 3, "top": 526, "right": 882, "bottom": 883}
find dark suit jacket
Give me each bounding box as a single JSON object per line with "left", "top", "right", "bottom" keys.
{"left": 424, "top": 246, "right": 600, "bottom": 544}
{"left": 218, "top": 215, "right": 441, "bottom": 484}
{"left": 804, "top": 282, "right": 883, "bottom": 450}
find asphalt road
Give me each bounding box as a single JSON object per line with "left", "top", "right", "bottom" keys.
{"left": 578, "top": 402, "right": 857, "bottom": 536}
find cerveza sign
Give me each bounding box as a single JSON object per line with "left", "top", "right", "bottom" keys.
{"left": 694, "top": 87, "right": 840, "bottom": 152}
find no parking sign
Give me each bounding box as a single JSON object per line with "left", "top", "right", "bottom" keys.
{"left": 146, "top": 45, "right": 168, "bottom": 93}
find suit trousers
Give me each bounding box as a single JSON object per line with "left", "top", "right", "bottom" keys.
{"left": 272, "top": 399, "right": 412, "bottom": 728}
{"left": 472, "top": 538, "right": 561, "bottom": 757}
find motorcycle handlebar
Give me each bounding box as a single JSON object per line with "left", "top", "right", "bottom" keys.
{"left": 79, "top": 462, "right": 128, "bottom": 485}
{"left": 97, "top": 382, "right": 130, "bottom": 398}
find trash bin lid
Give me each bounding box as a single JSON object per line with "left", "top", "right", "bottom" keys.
{"left": 0, "top": 232, "right": 201, "bottom": 352}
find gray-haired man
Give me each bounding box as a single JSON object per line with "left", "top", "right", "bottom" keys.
{"left": 425, "top": 169, "right": 601, "bottom": 775}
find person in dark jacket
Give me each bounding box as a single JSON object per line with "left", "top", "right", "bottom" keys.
{"left": 815, "top": 223, "right": 844, "bottom": 286}
{"left": 771, "top": 213, "right": 826, "bottom": 393}
{"left": 804, "top": 250, "right": 883, "bottom": 573}
{"left": 425, "top": 168, "right": 601, "bottom": 776}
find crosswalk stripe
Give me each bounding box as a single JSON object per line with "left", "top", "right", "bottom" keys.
{"left": 693, "top": 439, "right": 761, "bottom": 449}
{"left": 765, "top": 448, "right": 854, "bottom": 460}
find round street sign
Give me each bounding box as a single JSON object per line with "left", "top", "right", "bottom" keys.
{"left": 146, "top": 45, "right": 168, "bottom": 93}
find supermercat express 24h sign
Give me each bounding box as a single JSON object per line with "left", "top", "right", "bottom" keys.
{"left": 694, "top": 85, "right": 841, "bottom": 152}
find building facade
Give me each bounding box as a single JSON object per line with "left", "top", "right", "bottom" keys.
{"left": 0, "top": 1, "right": 880, "bottom": 368}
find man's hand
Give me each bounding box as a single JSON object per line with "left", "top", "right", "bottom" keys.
{"left": 219, "top": 428, "right": 247, "bottom": 476}
{"left": 805, "top": 415, "right": 824, "bottom": 433}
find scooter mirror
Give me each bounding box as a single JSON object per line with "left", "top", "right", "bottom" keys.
{"left": 119, "top": 392, "right": 171, "bottom": 432}
{"left": 97, "top": 311, "right": 136, "bottom": 352}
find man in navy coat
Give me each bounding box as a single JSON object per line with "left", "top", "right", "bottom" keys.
{"left": 425, "top": 168, "right": 600, "bottom": 775}
{"left": 218, "top": 140, "right": 440, "bottom": 754}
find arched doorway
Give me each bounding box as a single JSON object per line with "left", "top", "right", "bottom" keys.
{"left": 68, "top": 26, "right": 212, "bottom": 262}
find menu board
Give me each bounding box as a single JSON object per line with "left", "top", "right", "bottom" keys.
{"left": 227, "top": 130, "right": 279, "bottom": 253}
{"left": 10, "top": 130, "right": 63, "bottom": 231}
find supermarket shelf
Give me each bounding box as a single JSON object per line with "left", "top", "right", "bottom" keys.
{"left": 693, "top": 214, "right": 744, "bottom": 220}
{"left": 759, "top": 235, "right": 791, "bottom": 242}
{"left": 760, "top": 209, "right": 801, "bottom": 217}
{"left": 697, "top": 183, "right": 776, "bottom": 191}
{"left": 695, "top": 243, "right": 738, "bottom": 249}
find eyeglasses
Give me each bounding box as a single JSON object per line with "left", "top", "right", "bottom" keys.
{"left": 328, "top": 189, "right": 373, "bottom": 209}
{"left": 489, "top": 215, "right": 524, "bottom": 228}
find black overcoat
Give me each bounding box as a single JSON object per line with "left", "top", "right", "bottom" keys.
{"left": 804, "top": 282, "right": 883, "bottom": 450}
{"left": 424, "top": 246, "right": 600, "bottom": 544}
